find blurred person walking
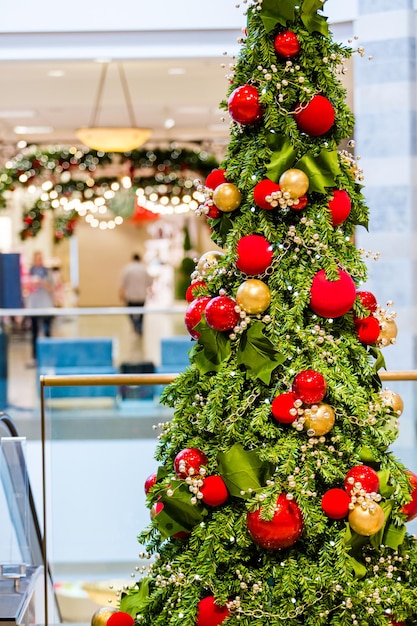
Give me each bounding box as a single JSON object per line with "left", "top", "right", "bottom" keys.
{"left": 119, "top": 253, "right": 153, "bottom": 335}
{"left": 26, "top": 251, "right": 55, "bottom": 365}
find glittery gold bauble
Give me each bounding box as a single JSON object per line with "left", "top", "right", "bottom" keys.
{"left": 303, "top": 403, "right": 335, "bottom": 436}
{"left": 377, "top": 319, "right": 398, "bottom": 346}
{"left": 348, "top": 502, "right": 385, "bottom": 536}
{"left": 196, "top": 250, "right": 225, "bottom": 276}
{"left": 212, "top": 182, "right": 242, "bottom": 212}
{"left": 91, "top": 606, "right": 118, "bottom": 626}
{"left": 236, "top": 279, "right": 271, "bottom": 314}
{"left": 279, "top": 168, "right": 309, "bottom": 199}
{"left": 380, "top": 388, "right": 404, "bottom": 416}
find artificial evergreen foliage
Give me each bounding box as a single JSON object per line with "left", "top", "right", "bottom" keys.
{"left": 120, "top": 1, "right": 417, "bottom": 624}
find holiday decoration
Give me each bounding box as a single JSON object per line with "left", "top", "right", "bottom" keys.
{"left": 310, "top": 268, "right": 357, "bottom": 318}
{"left": 271, "top": 391, "right": 298, "bottom": 424}
{"left": 174, "top": 448, "right": 208, "bottom": 479}
{"left": 205, "top": 169, "right": 227, "bottom": 190}
{"left": 328, "top": 189, "right": 351, "bottom": 226}
{"left": 348, "top": 502, "right": 385, "bottom": 536}
{"left": 303, "top": 402, "right": 335, "bottom": 436}
{"left": 292, "top": 370, "right": 326, "bottom": 404}
{"left": 344, "top": 465, "right": 380, "bottom": 495}
{"left": 91, "top": 607, "right": 118, "bottom": 626}
{"left": 379, "top": 388, "right": 404, "bottom": 416}
{"left": 185, "top": 280, "right": 207, "bottom": 303}
{"left": 377, "top": 318, "right": 398, "bottom": 346}
{"left": 196, "top": 251, "right": 225, "bottom": 277}
{"left": 236, "top": 234, "right": 273, "bottom": 275}
{"left": 196, "top": 596, "right": 230, "bottom": 626}
{"left": 279, "top": 168, "right": 309, "bottom": 199}
{"left": 253, "top": 178, "right": 282, "bottom": 210}
{"left": 144, "top": 473, "right": 157, "bottom": 494}
{"left": 356, "top": 290, "right": 378, "bottom": 314}
{"left": 402, "top": 471, "right": 417, "bottom": 522}
{"left": 290, "top": 194, "right": 308, "bottom": 211}
{"left": 321, "top": 488, "right": 351, "bottom": 520}
{"left": 106, "top": 612, "right": 135, "bottom": 626}
{"left": 212, "top": 182, "right": 242, "bottom": 213}
{"left": 228, "top": 84, "right": 263, "bottom": 125}
{"left": 185, "top": 296, "right": 211, "bottom": 339}
{"left": 204, "top": 296, "right": 240, "bottom": 332}
{"left": 246, "top": 494, "right": 304, "bottom": 549}
{"left": 273, "top": 30, "right": 300, "bottom": 59}
{"left": 294, "top": 94, "right": 335, "bottom": 136}
{"left": 354, "top": 315, "right": 381, "bottom": 345}
{"left": 200, "top": 475, "right": 229, "bottom": 507}
{"left": 235, "top": 279, "right": 271, "bottom": 314}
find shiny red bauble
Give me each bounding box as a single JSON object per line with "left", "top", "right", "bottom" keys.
{"left": 206, "top": 205, "right": 222, "bottom": 219}
{"left": 144, "top": 472, "right": 157, "bottom": 494}
{"left": 196, "top": 596, "right": 230, "bottom": 626}
{"left": 185, "top": 280, "right": 207, "bottom": 303}
{"left": 236, "top": 234, "right": 273, "bottom": 275}
{"left": 321, "top": 488, "right": 351, "bottom": 519}
{"left": 294, "top": 95, "right": 335, "bottom": 136}
{"left": 328, "top": 189, "right": 351, "bottom": 226}
{"left": 107, "top": 612, "right": 135, "bottom": 626}
{"left": 354, "top": 316, "right": 380, "bottom": 345}
{"left": 185, "top": 296, "right": 211, "bottom": 339}
{"left": 292, "top": 370, "right": 326, "bottom": 404}
{"left": 291, "top": 194, "right": 308, "bottom": 211}
{"left": 228, "top": 85, "right": 263, "bottom": 125}
{"left": 205, "top": 169, "right": 227, "bottom": 190}
{"left": 174, "top": 448, "right": 208, "bottom": 479}
{"left": 204, "top": 296, "right": 240, "bottom": 332}
{"left": 310, "top": 268, "right": 356, "bottom": 318}
{"left": 253, "top": 179, "right": 281, "bottom": 210}
{"left": 247, "top": 494, "right": 304, "bottom": 549}
{"left": 274, "top": 30, "right": 300, "bottom": 58}
{"left": 402, "top": 471, "right": 417, "bottom": 522}
{"left": 356, "top": 290, "right": 378, "bottom": 314}
{"left": 271, "top": 391, "right": 298, "bottom": 424}
{"left": 344, "top": 465, "right": 380, "bottom": 495}
{"left": 200, "top": 475, "right": 229, "bottom": 507}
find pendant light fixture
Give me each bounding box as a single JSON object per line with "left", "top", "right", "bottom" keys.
{"left": 76, "top": 62, "right": 151, "bottom": 152}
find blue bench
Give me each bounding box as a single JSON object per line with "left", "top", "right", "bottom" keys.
{"left": 36, "top": 337, "right": 118, "bottom": 399}
{"left": 156, "top": 336, "right": 192, "bottom": 374}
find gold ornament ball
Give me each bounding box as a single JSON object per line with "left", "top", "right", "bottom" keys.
{"left": 236, "top": 279, "right": 271, "bottom": 314}
{"left": 196, "top": 250, "right": 225, "bottom": 276}
{"left": 91, "top": 606, "right": 118, "bottom": 626}
{"left": 380, "top": 388, "right": 404, "bottom": 416}
{"left": 377, "top": 319, "right": 398, "bottom": 346}
{"left": 303, "top": 403, "right": 335, "bottom": 436}
{"left": 348, "top": 503, "right": 385, "bottom": 536}
{"left": 279, "top": 168, "right": 309, "bottom": 199}
{"left": 212, "top": 182, "right": 242, "bottom": 212}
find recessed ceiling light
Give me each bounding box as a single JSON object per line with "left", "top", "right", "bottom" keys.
{"left": 164, "top": 118, "right": 176, "bottom": 129}
{"left": 14, "top": 126, "right": 54, "bottom": 134}
{"left": 0, "top": 110, "right": 35, "bottom": 118}
{"left": 48, "top": 70, "right": 65, "bottom": 77}
{"left": 168, "top": 67, "right": 186, "bottom": 75}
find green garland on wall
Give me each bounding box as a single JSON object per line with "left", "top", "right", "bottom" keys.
{"left": 0, "top": 145, "right": 218, "bottom": 242}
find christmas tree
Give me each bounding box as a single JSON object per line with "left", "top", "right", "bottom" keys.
{"left": 116, "top": 1, "right": 417, "bottom": 624}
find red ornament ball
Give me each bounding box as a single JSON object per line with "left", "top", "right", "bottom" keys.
{"left": 185, "top": 280, "right": 207, "bottom": 303}
{"left": 344, "top": 465, "right": 380, "bottom": 495}
{"left": 274, "top": 30, "right": 300, "bottom": 58}
{"left": 174, "top": 447, "right": 208, "bottom": 479}
{"left": 253, "top": 179, "right": 281, "bottom": 210}
{"left": 271, "top": 391, "right": 298, "bottom": 424}
{"left": 107, "top": 613, "right": 135, "bottom": 626}
{"left": 206, "top": 205, "right": 222, "bottom": 219}
{"left": 228, "top": 85, "right": 263, "bottom": 125}
{"left": 205, "top": 296, "right": 239, "bottom": 332}
{"left": 200, "top": 475, "right": 229, "bottom": 507}
{"left": 291, "top": 194, "right": 308, "bottom": 211}
{"left": 185, "top": 296, "right": 211, "bottom": 339}
{"left": 294, "top": 95, "right": 335, "bottom": 136}
{"left": 236, "top": 234, "right": 273, "bottom": 275}
{"left": 144, "top": 472, "right": 157, "bottom": 494}
{"left": 196, "top": 596, "right": 230, "bottom": 626}
{"left": 292, "top": 370, "right": 326, "bottom": 404}
{"left": 205, "top": 169, "right": 227, "bottom": 190}
{"left": 328, "top": 189, "right": 351, "bottom": 226}
{"left": 354, "top": 316, "right": 380, "bottom": 345}
{"left": 357, "top": 290, "right": 378, "bottom": 314}
{"left": 321, "top": 488, "right": 351, "bottom": 519}
{"left": 402, "top": 471, "right": 417, "bottom": 522}
{"left": 310, "top": 268, "right": 356, "bottom": 318}
{"left": 247, "top": 494, "right": 304, "bottom": 549}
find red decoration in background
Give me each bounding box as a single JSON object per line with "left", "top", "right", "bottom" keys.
{"left": 271, "top": 391, "right": 298, "bottom": 424}
{"left": 247, "top": 494, "right": 304, "bottom": 549}
{"left": 328, "top": 189, "right": 351, "bottom": 226}
{"left": 236, "top": 234, "right": 273, "bottom": 275}
{"left": 354, "top": 316, "right": 380, "bottom": 345}
{"left": 228, "top": 85, "right": 263, "bottom": 125}
{"left": 196, "top": 596, "right": 230, "bottom": 626}
{"left": 205, "top": 169, "right": 227, "bottom": 190}
{"left": 185, "top": 296, "right": 211, "bottom": 339}
{"left": 310, "top": 268, "right": 356, "bottom": 318}
{"left": 274, "top": 30, "right": 300, "bottom": 58}
{"left": 144, "top": 473, "right": 157, "bottom": 494}
{"left": 174, "top": 448, "right": 208, "bottom": 479}
{"left": 129, "top": 201, "right": 159, "bottom": 224}
{"left": 321, "top": 488, "right": 351, "bottom": 519}
{"left": 205, "top": 296, "right": 239, "bottom": 332}
{"left": 356, "top": 290, "right": 378, "bottom": 314}
{"left": 344, "top": 465, "right": 380, "bottom": 495}
{"left": 294, "top": 95, "right": 335, "bottom": 136}
{"left": 185, "top": 281, "right": 207, "bottom": 303}
{"left": 200, "top": 475, "right": 229, "bottom": 507}
{"left": 402, "top": 471, "right": 417, "bottom": 522}
{"left": 253, "top": 179, "right": 281, "bottom": 210}
{"left": 292, "top": 370, "right": 326, "bottom": 404}
{"left": 107, "top": 613, "right": 135, "bottom": 626}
